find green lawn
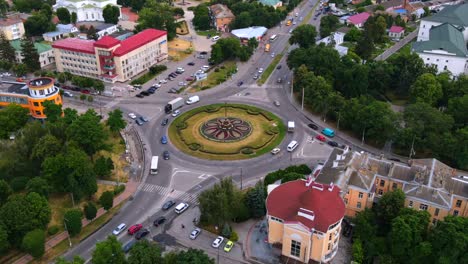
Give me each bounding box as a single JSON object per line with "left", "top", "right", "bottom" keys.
{"left": 191, "top": 61, "right": 237, "bottom": 91}
{"left": 196, "top": 29, "right": 218, "bottom": 37}
{"left": 257, "top": 54, "right": 283, "bottom": 85}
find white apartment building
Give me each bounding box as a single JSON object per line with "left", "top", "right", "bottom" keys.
{"left": 0, "top": 14, "right": 25, "bottom": 40}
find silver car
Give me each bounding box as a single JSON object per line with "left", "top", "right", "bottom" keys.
{"left": 190, "top": 228, "right": 201, "bottom": 240}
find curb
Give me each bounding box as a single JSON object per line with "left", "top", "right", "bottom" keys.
{"left": 244, "top": 219, "right": 262, "bottom": 260}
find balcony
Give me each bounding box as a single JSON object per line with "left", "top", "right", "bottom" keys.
{"left": 103, "top": 64, "right": 115, "bottom": 70}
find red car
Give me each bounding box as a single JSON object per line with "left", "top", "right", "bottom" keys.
{"left": 186, "top": 77, "right": 195, "bottom": 81}
{"left": 81, "top": 89, "right": 90, "bottom": 94}
{"left": 127, "top": 224, "right": 143, "bottom": 235}
{"left": 316, "top": 135, "right": 326, "bottom": 142}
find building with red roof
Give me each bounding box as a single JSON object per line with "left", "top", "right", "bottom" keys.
{"left": 389, "top": 25, "right": 405, "bottom": 39}
{"left": 347, "top": 12, "right": 371, "bottom": 28}
{"left": 52, "top": 29, "right": 168, "bottom": 83}
{"left": 266, "top": 178, "right": 345, "bottom": 263}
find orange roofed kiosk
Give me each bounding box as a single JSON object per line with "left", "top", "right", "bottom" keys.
{"left": 266, "top": 179, "right": 345, "bottom": 263}
{"left": 0, "top": 77, "right": 62, "bottom": 119}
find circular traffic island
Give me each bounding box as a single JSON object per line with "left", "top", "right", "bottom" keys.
{"left": 169, "top": 104, "right": 286, "bottom": 160}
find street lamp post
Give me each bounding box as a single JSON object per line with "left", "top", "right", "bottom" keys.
{"left": 240, "top": 168, "right": 243, "bottom": 190}
{"left": 63, "top": 218, "right": 72, "bottom": 247}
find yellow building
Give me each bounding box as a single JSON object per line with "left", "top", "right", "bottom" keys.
{"left": 210, "top": 4, "right": 235, "bottom": 32}
{"left": 0, "top": 77, "right": 62, "bottom": 119}
{"left": 52, "top": 29, "right": 168, "bottom": 83}
{"left": 315, "top": 148, "right": 468, "bottom": 222}
{"left": 266, "top": 179, "right": 345, "bottom": 263}
{"left": 0, "top": 14, "right": 25, "bottom": 40}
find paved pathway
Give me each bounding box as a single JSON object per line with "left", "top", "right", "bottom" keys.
{"left": 375, "top": 30, "right": 418, "bottom": 61}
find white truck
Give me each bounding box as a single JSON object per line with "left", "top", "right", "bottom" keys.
{"left": 186, "top": 95, "right": 200, "bottom": 105}
{"left": 165, "top": 97, "right": 184, "bottom": 114}
{"left": 288, "top": 121, "right": 295, "bottom": 132}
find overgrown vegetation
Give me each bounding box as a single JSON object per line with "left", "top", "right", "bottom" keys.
{"left": 130, "top": 65, "right": 167, "bottom": 85}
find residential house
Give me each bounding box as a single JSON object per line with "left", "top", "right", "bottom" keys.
{"left": 10, "top": 40, "right": 55, "bottom": 68}
{"left": 346, "top": 12, "right": 370, "bottom": 28}
{"left": 95, "top": 23, "right": 119, "bottom": 39}
{"left": 43, "top": 24, "right": 79, "bottom": 42}
{"left": 52, "top": 29, "right": 168, "bottom": 83}
{"left": 209, "top": 4, "right": 235, "bottom": 32}
{"left": 259, "top": 0, "right": 283, "bottom": 9}
{"left": 388, "top": 25, "right": 405, "bottom": 40}
{"left": 0, "top": 13, "right": 25, "bottom": 40}
{"left": 53, "top": 0, "right": 121, "bottom": 22}
{"left": 266, "top": 179, "right": 345, "bottom": 263}
{"left": 231, "top": 26, "right": 268, "bottom": 43}
{"left": 316, "top": 31, "right": 348, "bottom": 56}
{"left": 417, "top": 3, "right": 468, "bottom": 42}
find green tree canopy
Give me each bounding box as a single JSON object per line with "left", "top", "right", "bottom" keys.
{"left": 21, "top": 229, "right": 45, "bottom": 258}
{"left": 103, "top": 4, "right": 120, "bottom": 24}
{"left": 289, "top": 24, "right": 317, "bottom": 49}
{"left": 136, "top": 0, "right": 177, "bottom": 40}
{"left": 66, "top": 109, "right": 107, "bottom": 156}
{"left": 42, "top": 100, "right": 63, "bottom": 123}
{"left": 99, "top": 191, "right": 114, "bottom": 211}
{"left": 245, "top": 181, "right": 266, "bottom": 218}
{"left": 107, "top": 109, "right": 126, "bottom": 132}
{"left": 0, "top": 224, "right": 10, "bottom": 254}
{"left": 20, "top": 36, "right": 41, "bottom": 71}
{"left": 127, "top": 240, "right": 163, "bottom": 264}
{"left": 0, "top": 179, "right": 12, "bottom": 205}
{"left": 410, "top": 73, "right": 443, "bottom": 106}
{"left": 91, "top": 236, "right": 125, "bottom": 264}
{"left": 319, "top": 15, "right": 339, "bottom": 37}
{"left": 84, "top": 202, "right": 97, "bottom": 221}
{"left": 429, "top": 216, "right": 468, "bottom": 263}
{"left": 164, "top": 248, "right": 215, "bottom": 264}
{"left": 64, "top": 209, "right": 82, "bottom": 237}
{"left": 375, "top": 189, "right": 406, "bottom": 231}
{"left": 26, "top": 177, "right": 51, "bottom": 198}
{"left": 56, "top": 7, "right": 71, "bottom": 24}
{"left": 56, "top": 256, "right": 85, "bottom": 264}
{"left": 0, "top": 31, "right": 17, "bottom": 63}
{"left": 0, "top": 103, "right": 29, "bottom": 139}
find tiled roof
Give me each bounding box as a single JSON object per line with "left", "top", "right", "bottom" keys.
{"left": 389, "top": 25, "right": 404, "bottom": 33}
{"left": 52, "top": 38, "right": 96, "bottom": 54}
{"left": 10, "top": 40, "right": 52, "bottom": 54}
{"left": 0, "top": 16, "right": 23, "bottom": 27}
{"left": 210, "top": 4, "right": 235, "bottom": 19}
{"left": 113, "top": 29, "right": 166, "bottom": 56}
{"left": 94, "top": 35, "right": 120, "bottom": 48}
{"left": 423, "top": 3, "right": 468, "bottom": 26}
{"left": 347, "top": 12, "right": 370, "bottom": 25}
{"left": 266, "top": 180, "right": 345, "bottom": 233}
{"left": 412, "top": 23, "right": 468, "bottom": 57}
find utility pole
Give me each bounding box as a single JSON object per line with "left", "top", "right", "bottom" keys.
{"left": 361, "top": 128, "right": 366, "bottom": 145}
{"left": 224, "top": 101, "right": 227, "bottom": 117}
{"left": 290, "top": 74, "right": 294, "bottom": 99}
{"left": 240, "top": 168, "right": 243, "bottom": 190}
{"left": 409, "top": 135, "right": 416, "bottom": 160}
{"left": 70, "top": 193, "right": 75, "bottom": 207}
{"left": 64, "top": 218, "right": 72, "bottom": 247}
{"left": 301, "top": 87, "right": 305, "bottom": 110}
{"left": 337, "top": 112, "right": 341, "bottom": 130}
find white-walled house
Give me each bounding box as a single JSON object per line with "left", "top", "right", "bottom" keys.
{"left": 53, "top": 0, "right": 121, "bottom": 22}
{"left": 417, "top": 3, "right": 468, "bottom": 42}
{"left": 316, "top": 32, "right": 348, "bottom": 56}
{"left": 412, "top": 23, "right": 468, "bottom": 76}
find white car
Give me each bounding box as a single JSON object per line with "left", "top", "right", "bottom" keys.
{"left": 178, "top": 81, "right": 187, "bottom": 86}
{"left": 63, "top": 91, "right": 73, "bottom": 97}
{"left": 271, "top": 52, "right": 275, "bottom": 58}
{"left": 190, "top": 228, "right": 201, "bottom": 240}
{"left": 128, "top": 113, "right": 137, "bottom": 119}
{"left": 289, "top": 29, "right": 293, "bottom": 34}
{"left": 201, "top": 65, "right": 210, "bottom": 71}
{"left": 112, "top": 223, "right": 126, "bottom": 235}
{"left": 271, "top": 148, "right": 281, "bottom": 155}
{"left": 258, "top": 68, "right": 264, "bottom": 73}
{"left": 172, "top": 110, "right": 181, "bottom": 117}
{"left": 159, "top": 79, "right": 167, "bottom": 84}
{"left": 153, "top": 83, "right": 161, "bottom": 88}
{"left": 212, "top": 236, "right": 224, "bottom": 248}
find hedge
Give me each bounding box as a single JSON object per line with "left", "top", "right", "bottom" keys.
{"left": 264, "top": 164, "right": 312, "bottom": 186}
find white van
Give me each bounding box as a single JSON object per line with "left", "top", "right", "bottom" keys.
{"left": 175, "top": 202, "right": 189, "bottom": 214}
{"left": 186, "top": 95, "right": 200, "bottom": 105}
{"left": 211, "top": 36, "right": 220, "bottom": 42}
{"left": 287, "top": 140, "right": 299, "bottom": 152}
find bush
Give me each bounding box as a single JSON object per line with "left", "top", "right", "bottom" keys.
{"left": 99, "top": 191, "right": 114, "bottom": 210}
{"left": 241, "top": 148, "right": 254, "bottom": 154}
{"left": 176, "top": 121, "right": 188, "bottom": 130}
{"left": 220, "top": 65, "right": 225, "bottom": 69}
{"left": 188, "top": 143, "right": 201, "bottom": 151}
{"left": 22, "top": 229, "right": 45, "bottom": 259}
{"left": 84, "top": 202, "right": 97, "bottom": 221}
{"left": 233, "top": 202, "right": 251, "bottom": 223}
{"left": 214, "top": 68, "right": 220, "bottom": 72}
{"left": 10, "top": 177, "right": 29, "bottom": 192}
{"left": 113, "top": 185, "right": 125, "bottom": 195}
{"left": 47, "top": 226, "right": 59, "bottom": 236}
{"left": 221, "top": 224, "right": 231, "bottom": 238}
{"left": 282, "top": 172, "right": 305, "bottom": 183}
{"left": 64, "top": 209, "right": 83, "bottom": 237}
{"left": 246, "top": 109, "right": 260, "bottom": 115}
{"left": 230, "top": 231, "right": 239, "bottom": 242}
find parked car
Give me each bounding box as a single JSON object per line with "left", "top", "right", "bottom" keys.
{"left": 253, "top": 74, "right": 259, "bottom": 80}
{"left": 224, "top": 241, "right": 234, "bottom": 252}
{"left": 63, "top": 91, "right": 73, "bottom": 97}
{"left": 161, "top": 118, "right": 169, "bottom": 126}
{"left": 212, "top": 236, "right": 224, "bottom": 248}
{"left": 128, "top": 113, "right": 137, "bottom": 119}
{"left": 153, "top": 216, "right": 166, "bottom": 227}
{"left": 112, "top": 223, "right": 126, "bottom": 235}
{"left": 190, "top": 228, "right": 201, "bottom": 240}
{"left": 187, "top": 62, "right": 195, "bottom": 66}
{"left": 271, "top": 148, "right": 280, "bottom": 155}
{"left": 186, "top": 77, "right": 195, "bottom": 81}
{"left": 162, "top": 200, "right": 175, "bottom": 210}
{"left": 168, "top": 88, "right": 177, "bottom": 93}
{"left": 308, "top": 123, "right": 318, "bottom": 130}
{"left": 258, "top": 68, "right": 264, "bottom": 73}
{"left": 172, "top": 110, "right": 181, "bottom": 117}
{"left": 153, "top": 83, "right": 161, "bottom": 88}
{"left": 161, "top": 136, "right": 168, "bottom": 144}
{"left": 163, "top": 150, "right": 170, "bottom": 160}
{"left": 276, "top": 65, "right": 282, "bottom": 70}
{"left": 140, "top": 91, "right": 150, "bottom": 96}
{"left": 147, "top": 88, "right": 156, "bottom": 94}
{"left": 237, "top": 81, "right": 244, "bottom": 87}
{"left": 200, "top": 51, "right": 208, "bottom": 55}
{"left": 135, "top": 119, "right": 144, "bottom": 126}
{"left": 127, "top": 224, "right": 143, "bottom": 235}
{"left": 328, "top": 141, "right": 339, "bottom": 147}
{"left": 135, "top": 228, "right": 150, "bottom": 240}
{"left": 139, "top": 116, "right": 149, "bottom": 122}
{"left": 316, "top": 135, "right": 326, "bottom": 142}
{"left": 271, "top": 52, "right": 275, "bottom": 58}
{"left": 159, "top": 79, "right": 167, "bottom": 84}
{"left": 135, "top": 94, "right": 144, "bottom": 98}
{"left": 274, "top": 100, "right": 280, "bottom": 107}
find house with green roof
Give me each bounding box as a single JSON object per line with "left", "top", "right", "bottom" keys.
{"left": 417, "top": 3, "right": 468, "bottom": 42}
{"left": 10, "top": 40, "right": 55, "bottom": 68}
{"left": 412, "top": 23, "right": 468, "bottom": 76}
{"left": 258, "top": 0, "right": 283, "bottom": 9}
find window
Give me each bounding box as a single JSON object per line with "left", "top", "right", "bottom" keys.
{"left": 329, "top": 234, "right": 332, "bottom": 240}
{"left": 33, "top": 102, "right": 39, "bottom": 107}
{"left": 409, "top": 201, "right": 413, "bottom": 207}
{"left": 378, "top": 189, "right": 383, "bottom": 195}
{"left": 347, "top": 190, "right": 349, "bottom": 194}
{"left": 368, "top": 193, "right": 372, "bottom": 198}
{"left": 453, "top": 210, "right": 459, "bottom": 216}
{"left": 357, "top": 202, "right": 362, "bottom": 209}
{"left": 327, "top": 243, "right": 331, "bottom": 250}
{"left": 344, "top": 198, "right": 348, "bottom": 204}
{"left": 290, "top": 240, "right": 301, "bottom": 257}
{"left": 392, "top": 183, "right": 397, "bottom": 190}
{"left": 35, "top": 111, "right": 41, "bottom": 115}
{"left": 435, "top": 208, "right": 439, "bottom": 216}
{"left": 420, "top": 204, "right": 428, "bottom": 211}
{"left": 456, "top": 200, "right": 462, "bottom": 207}
{"left": 358, "top": 192, "right": 363, "bottom": 199}
{"left": 380, "top": 180, "right": 385, "bottom": 187}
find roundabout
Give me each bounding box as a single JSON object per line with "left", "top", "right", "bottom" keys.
{"left": 169, "top": 103, "right": 286, "bottom": 160}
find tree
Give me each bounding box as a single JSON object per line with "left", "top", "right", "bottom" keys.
{"left": 232, "top": 11, "right": 252, "bottom": 29}
{"left": 56, "top": 256, "right": 85, "bottom": 264}
{"left": 94, "top": 156, "right": 113, "bottom": 178}
{"left": 245, "top": 181, "right": 266, "bottom": 218}
{"left": 40, "top": 3, "right": 53, "bottom": 21}
{"left": 24, "top": 13, "right": 55, "bottom": 36}
{"left": 173, "top": 7, "right": 184, "bottom": 17}
{"left": 31, "top": 134, "right": 62, "bottom": 162}
{"left": 91, "top": 236, "right": 125, "bottom": 264}
{"left": 66, "top": 109, "right": 107, "bottom": 156}
{"left": 0, "top": 225, "right": 10, "bottom": 254}
{"left": 93, "top": 80, "right": 105, "bottom": 92}
{"left": 86, "top": 25, "right": 98, "bottom": 40}
{"left": 0, "top": 31, "right": 17, "bottom": 63}
{"left": 84, "top": 202, "right": 97, "bottom": 221}
{"left": 192, "top": 4, "right": 211, "bottom": 30}
{"left": 26, "top": 177, "right": 50, "bottom": 198}
{"left": 71, "top": 12, "right": 77, "bottom": 24}
{"left": 20, "top": 36, "right": 40, "bottom": 71}
{"left": 42, "top": 100, "right": 63, "bottom": 122}
{"left": 0, "top": 103, "right": 29, "bottom": 139}
{"left": 289, "top": 24, "right": 317, "bottom": 49}
{"left": 87, "top": 95, "right": 94, "bottom": 104}
{"left": 99, "top": 191, "right": 114, "bottom": 210}
{"left": 375, "top": 189, "right": 405, "bottom": 231}
{"left": 355, "top": 33, "right": 374, "bottom": 61}
{"left": 136, "top": 0, "right": 177, "bottom": 40}
{"left": 56, "top": 7, "right": 71, "bottom": 24}
{"left": 319, "top": 15, "right": 339, "bottom": 37}
{"left": 429, "top": 216, "right": 468, "bottom": 263}
{"left": 103, "top": 4, "right": 120, "bottom": 24}
{"left": 64, "top": 209, "right": 82, "bottom": 237}
{"left": 352, "top": 239, "right": 364, "bottom": 263}
{"left": 209, "top": 37, "right": 245, "bottom": 64}
{"left": 344, "top": 26, "right": 362, "bottom": 42}
{"left": 12, "top": 63, "right": 28, "bottom": 76}
{"left": 448, "top": 94, "right": 468, "bottom": 128}
{"left": 388, "top": 52, "right": 427, "bottom": 96}
{"left": 0, "top": 179, "right": 12, "bottom": 205}
{"left": 410, "top": 73, "right": 443, "bottom": 106}
{"left": 21, "top": 229, "right": 45, "bottom": 258}
{"left": 127, "top": 240, "right": 163, "bottom": 264}
{"left": 107, "top": 109, "right": 126, "bottom": 132}
{"left": 164, "top": 248, "right": 215, "bottom": 264}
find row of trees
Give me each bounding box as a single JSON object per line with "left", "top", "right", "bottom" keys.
{"left": 287, "top": 41, "right": 467, "bottom": 169}
{"left": 60, "top": 237, "right": 215, "bottom": 264}
{"left": 0, "top": 31, "right": 42, "bottom": 74}
{"left": 209, "top": 37, "right": 258, "bottom": 64}
{"left": 136, "top": 0, "right": 178, "bottom": 40}
{"left": 192, "top": 4, "right": 211, "bottom": 30}
{"left": 352, "top": 190, "right": 467, "bottom": 263}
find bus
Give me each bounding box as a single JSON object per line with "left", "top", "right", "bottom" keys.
{"left": 150, "top": 156, "right": 159, "bottom": 175}
{"left": 270, "top": 34, "right": 277, "bottom": 42}
{"left": 265, "top": 43, "right": 270, "bottom": 52}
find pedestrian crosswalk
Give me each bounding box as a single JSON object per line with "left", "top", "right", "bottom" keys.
{"left": 138, "top": 183, "right": 200, "bottom": 205}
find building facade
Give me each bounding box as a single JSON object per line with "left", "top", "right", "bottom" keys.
{"left": 266, "top": 179, "right": 345, "bottom": 263}
{"left": 53, "top": 0, "right": 121, "bottom": 22}
{"left": 43, "top": 24, "right": 79, "bottom": 42}
{"left": 52, "top": 29, "right": 168, "bottom": 83}
{"left": 209, "top": 4, "right": 235, "bottom": 32}
{"left": 388, "top": 25, "right": 404, "bottom": 39}
{"left": 10, "top": 40, "right": 55, "bottom": 68}
{"left": 0, "top": 14, "right": 25, "bottom": 40}
{"left": 0, "top": 77, "right": 62, "bottom": 119}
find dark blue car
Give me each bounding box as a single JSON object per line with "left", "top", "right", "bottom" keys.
{"left": 161, "top": 136, "right": 168, "bottom": 144}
